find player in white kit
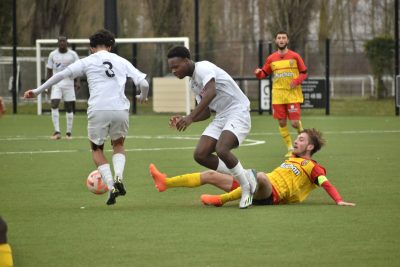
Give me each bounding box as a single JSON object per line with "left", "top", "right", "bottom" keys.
{"left": 24, "top": 29, "right": 149, "bottom": 205}
{"left": 47, "top": 36, "right": 80, "bottom": 140}
{"left": 166, "top": 46, "right": 257, "bottom": 209}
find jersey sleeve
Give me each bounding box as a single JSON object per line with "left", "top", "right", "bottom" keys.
{"left": 295, "top": 53, "right": 307, "bottom": 73}
{"left": 126, "top": 61, "right": 147, "bottom": 86}
{"left": 66, "top": 60, "right": 85, "bottom": 79}
{"left": 197, "top": 63, "right": 216, "bottom": 88}
{"left": 310, "top": 163, "right": 327, "bottom": 184}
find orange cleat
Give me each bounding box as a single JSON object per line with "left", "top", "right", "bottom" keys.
{"left": 200, "top": 194, "right": 223, "bottom": 207}
{"left": 149, "top": 163, "right": 167, "bottom": 192}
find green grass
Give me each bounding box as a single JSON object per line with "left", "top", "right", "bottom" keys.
{"left": 1, "top": 114, "right": 400, "bottom": 266}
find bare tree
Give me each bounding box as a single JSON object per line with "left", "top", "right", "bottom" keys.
{"left": 267, "top": 0, "right": 317, "bottom": 52}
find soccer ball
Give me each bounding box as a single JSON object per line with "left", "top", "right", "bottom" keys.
{"left": 86, "top": 170, "right": 108, "bottom": 194}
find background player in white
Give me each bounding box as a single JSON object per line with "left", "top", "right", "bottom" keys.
{"left": 24, "top": 29, "right": 149, "bottom": 205}
{"left": 166, "top": 46, "right": 256, "bottom": 209}
{"left": 47, "top": 36, "right": 80, "bottom": 140}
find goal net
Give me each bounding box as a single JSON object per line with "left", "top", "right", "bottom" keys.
{"left": 35, "top": 37, "right": 190, "bottom": 115}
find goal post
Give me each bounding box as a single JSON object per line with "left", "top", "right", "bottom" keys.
{"left": 35, "top": 37, "right": 190, "bottom": 115}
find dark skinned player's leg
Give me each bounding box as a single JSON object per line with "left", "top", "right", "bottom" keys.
{"left": 216, "top": 130, "right": 255, "bottom": 208}
{"left": 193, "top": 135, "right": 219, "bottom": 170}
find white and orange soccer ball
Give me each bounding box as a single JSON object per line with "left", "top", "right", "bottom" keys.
{"left": 86, "top": 170, "right": 108, "bottom": 194}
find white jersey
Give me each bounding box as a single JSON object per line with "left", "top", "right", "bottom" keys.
{"left": 47, "top": 48, "right": 79, "bottom": 87}
{"left": 67, "top": 50, "right": 146, "bottom": 113}
{"left": 191, "top": 61, "right": 250, "bottom": 117}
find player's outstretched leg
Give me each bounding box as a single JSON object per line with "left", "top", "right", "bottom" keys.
{"left": 201, "top": 194, "right": 223, "bottom": 207}
{"left": 149, "top": 163, "right": 167, "bottom": 192}
{"left": 114, "top": 176, "right": 126, "bottom": 196}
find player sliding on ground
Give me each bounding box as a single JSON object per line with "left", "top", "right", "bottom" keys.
{"left": 149, "top": 128, "right": 355, "bottom": 207}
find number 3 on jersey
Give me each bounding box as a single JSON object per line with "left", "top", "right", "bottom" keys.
{"left": 103, "top": 61, "right": 115, "bottom": 77}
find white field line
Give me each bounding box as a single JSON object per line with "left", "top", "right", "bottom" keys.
{"left": 0, "top": 136, "right": 264, "bottom": 155}
{"left": 0, "top": 129, "right": 399, "bottom": 155}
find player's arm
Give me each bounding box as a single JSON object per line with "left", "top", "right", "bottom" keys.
{"left": 317, "top": 176, "right": 356, "bottom": 206}
{"left": 135, "top": 78, "right": 149, "bottom": 103}
{"left": 254, "top": 58, "right": 271, "bottom": 80}
{"left": 175, "top": 79, "right": 215, "bottom": 131}
{"left": 290, "top": 54, "right": 308, "bottom": 88}
{"left": 24, "top": 68, "right": 73, "bottom": 98}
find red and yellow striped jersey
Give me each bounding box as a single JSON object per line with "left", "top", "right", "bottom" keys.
{"left": 266, "top": 155, "right": 326, "bottom": 204}
{"left": 261, "top": 50, "right": 307, "bottom": 104}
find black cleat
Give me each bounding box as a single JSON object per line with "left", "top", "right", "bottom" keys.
{"left": 106, "top": 188, "right": 119, "bottom": 205}
{"left": 114, "top": 177, "right": 126, "bottom": 196}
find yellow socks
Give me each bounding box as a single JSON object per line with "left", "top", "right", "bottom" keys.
{"left": 220, "top": 187, "right": 242, "bottom": 204}
{"left": 166, "top": 173, "right": 201, "bottom": 188}
{"left": 279, "top": 126, "right": 293, "bottom": 150}
{"left": 297, "top": 121, "right": 304, "bottom": 133}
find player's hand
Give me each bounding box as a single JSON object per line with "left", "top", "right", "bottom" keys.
{"left": 136, "top": 94, "right": 148, "bottom": 104}
{"left": 254, "top": 68, "right": 264, "bottom": 80}
{"left": 169, "top": 115, "right": 182, "bottom": 128}
{"left": 337, "top": 201, "right": 356, "bottom": 206}
{"left": 24, "top": 90, "right": 36, "bottom": 99}
{"left": 175, "top": 115, "right": 193, "bottom": 132}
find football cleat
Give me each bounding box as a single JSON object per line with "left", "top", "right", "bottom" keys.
{"left": 114, "top": 177, "right": 126, "bottom": 196}
{"left": 51, "top": 131, "right": 61, "bottom": 140}
{"left": 65, "top": 132, "right": 72, "bottom": 140}
{"left": 149, "top": 163, "right": 167, "bottom": 192}
{"left": 201, "top": 194, "right": 223, "bottom": 207}
{"left": 247, "top": 169, "right": 258, "bottom": 195}
{"left": 239, "top": 184, "right": 253, "bottom": 209}
{"left": 106, "top": 187, "right": 119, "bottom": 205}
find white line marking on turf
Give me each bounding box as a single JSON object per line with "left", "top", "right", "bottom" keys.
{"left": 0, "top": 137, "right": 265, "bottom": 155}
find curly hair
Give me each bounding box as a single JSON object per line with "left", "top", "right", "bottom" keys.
{"left": 301, "top": 128, "right": 326, "bottom": 155}
{"left": 89, "top": 29, "right": 115, "bottom": 48}
{"left": 167, "top": 46, "right": 191, "bottom": 59}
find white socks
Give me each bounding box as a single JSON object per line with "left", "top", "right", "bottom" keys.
{"left": 216, "top": 158, "right": 231, "bottom": 175}
{"left": 66, "top": 112, "right": 73, "bottom": 133}
{"left": 229, "top": 161, "right": 249, "bottom": 187}
{"left": 51, "top": 108, "right": 60, "bottom": 132}
{"left": 98, "top": 164, "right": 114, "bottom": 190}
{"left": 112, "top": 153, "right": 126, "bottom": 180}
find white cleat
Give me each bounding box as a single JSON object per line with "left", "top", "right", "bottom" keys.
{"left": 239, "top": 184, "right": 253, "bottom": 209}
{"left": 247, "top": 169, "right": 258, "bottom": 195}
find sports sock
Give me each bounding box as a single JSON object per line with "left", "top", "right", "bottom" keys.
{"left": 51, "top": 108, "right": 60, "bottom": 132}
{"left": 98, "top": 164, "right": 114, "bottom": 190}
{"left": 279, "top": 126, "right": 293, "bottom": 150}
{"left": 229, "top": 161, "right": 249, "bottom": 187}
{"left": 216, "top": 158, "right": 231, "bottom": 175}
{"left": 166, "top": 173, "right": 201, "bottom": 188}
{"left": 220, "top": 187, "right": 242, "bottom": 204}
{"left": 297, "top": 120, "right": 304, "bottom": 133}
{"left": 66, "top": 112, "right": 74, "bottom": 133}
{"left": 112, "top": 153, "right": 126, "bottom": 180}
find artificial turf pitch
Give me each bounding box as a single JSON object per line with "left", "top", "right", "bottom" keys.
{"left": 1, "top": 114, "right": 399, "bottom": 266}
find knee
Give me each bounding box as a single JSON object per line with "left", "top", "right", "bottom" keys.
{"left": 51, "top": 100, "right": 60, "bottom": 109}
{"left": 193, "top": 150, "right": 207, "bottom": 164}
{"left": 65, "top": 102, "right": 74, "bottom": 113}
{"left": 201, "top": 170, "right": 219, "bottom": 184}
{"left": 215, "top": 144, "right": 230, "bottom": 160}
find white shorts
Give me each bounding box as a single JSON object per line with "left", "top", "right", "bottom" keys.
{"left": 50, "top": 85, "right": 76, "bottom": 101}
{"left": 87, "top": 110, "right": 129, "bottom": 145}
{"left": 202, "top": 110, "right": 251, "bottom": 145}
